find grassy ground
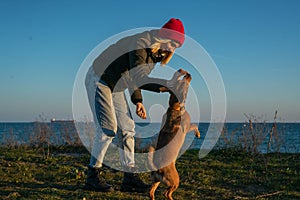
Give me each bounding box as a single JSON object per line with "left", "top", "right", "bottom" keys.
{"left": 0, "top": 146, "right": 299, "bottom": 200}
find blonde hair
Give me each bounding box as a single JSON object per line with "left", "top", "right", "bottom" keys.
{"left": 150, "top": 37, "right": 175, "bottom": 66}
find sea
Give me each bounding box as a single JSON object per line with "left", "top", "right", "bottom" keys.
{"left": 0, "top": 122, "right": 299, "bottom": 154}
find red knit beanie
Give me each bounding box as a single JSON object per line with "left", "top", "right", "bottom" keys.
{"left": 158, "top": 18, "right": 185, "bottom": 46}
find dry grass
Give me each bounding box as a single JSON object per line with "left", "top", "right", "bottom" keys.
{"left": 0, "top": 146, "right": 299, "bottom": 199}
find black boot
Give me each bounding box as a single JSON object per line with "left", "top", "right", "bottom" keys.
{"left": 120, "top": 171, "right": 151, "bottom": 193}
{"left": 84, "top": 166, "right": 114, "bottom": 192}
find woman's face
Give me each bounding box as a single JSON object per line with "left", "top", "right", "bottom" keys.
{"left": 161, "top": 41, "right": 180, "bottom": 54}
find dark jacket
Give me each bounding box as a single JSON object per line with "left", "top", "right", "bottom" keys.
{"left": 92, "top": 30, "right": 167, "bottom": 104}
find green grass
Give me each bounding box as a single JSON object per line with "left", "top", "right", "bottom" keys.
{"left": 0, "top": 146, "right": 299, "bottom": 200}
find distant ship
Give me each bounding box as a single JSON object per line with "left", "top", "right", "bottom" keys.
{"left": 51, "top": 118, "right": 74, "bottom": 123}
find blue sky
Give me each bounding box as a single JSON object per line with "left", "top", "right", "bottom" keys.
{"left": 0, "top": 0, "right": 299, "bottom": 122}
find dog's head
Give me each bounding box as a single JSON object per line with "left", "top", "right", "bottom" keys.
{"left": 169, "top": 69, "right": 192, "bottom": 110}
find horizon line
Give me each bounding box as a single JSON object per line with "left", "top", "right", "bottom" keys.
{"left": 0, "top": 120, "right": 299, "bottom": 123}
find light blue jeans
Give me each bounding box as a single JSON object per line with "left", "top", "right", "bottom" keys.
{"left": 86, "top": 68, "right": 135, "bottom": 168}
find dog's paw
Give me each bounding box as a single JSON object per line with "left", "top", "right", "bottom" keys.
{"left": 189, "top": 124, "right": 200, "bottom": 138}
{"left": 195, "top": 129, "right": 200, "bottom": 138}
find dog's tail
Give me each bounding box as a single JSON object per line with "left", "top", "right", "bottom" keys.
{"left": 148, "top": 146, "right": 157, "bottom": 171}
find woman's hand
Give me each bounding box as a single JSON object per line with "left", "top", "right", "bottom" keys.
{"left": 136, "top": 102, "right": 147, "bottom": 119}
{"left": 159, "top": 86, "right": 169, "bottom": 92}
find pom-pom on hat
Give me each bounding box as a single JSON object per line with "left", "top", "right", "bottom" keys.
{"left": 158, "top": 18, "right": 185, "bottom": 46}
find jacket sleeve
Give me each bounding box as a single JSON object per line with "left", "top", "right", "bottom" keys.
{"left": 128, "top": 42, "right": 146, "bottom": 104}
{"left": 128, "top": 38, "right": 167, "bottom": 104}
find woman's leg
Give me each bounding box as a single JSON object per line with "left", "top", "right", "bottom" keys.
{"left": 89, "top": 81, "right": 117, "bottom": 168}
{"left": 112, "top": 91, "right": 150, "bottom": 192}
{"left": 85, "top": 69, "right": 115, "bottom": 192}
{"left": 112, "top": 91, "right": 135, "bottom": 168}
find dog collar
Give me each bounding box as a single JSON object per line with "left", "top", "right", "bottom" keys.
{"left": 173, "top": 104, "right": 185, "bottom": 111}
{"left": 174, "top": 107, "right": 181, "bottom": 111}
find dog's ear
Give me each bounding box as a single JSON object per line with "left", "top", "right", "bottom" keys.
{"left": 178, "top": 68, "right": 188, "bottom": 75}
{"left": 184, "top": 73, "right": 192, "bottom": 83}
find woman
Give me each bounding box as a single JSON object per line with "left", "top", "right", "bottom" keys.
{"left": 85, "top": 18, "right": 185, "bottom": 192}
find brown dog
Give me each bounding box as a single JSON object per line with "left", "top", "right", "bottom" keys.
{"left": 149, "top": 69, "right": 200, "bottom": 200}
